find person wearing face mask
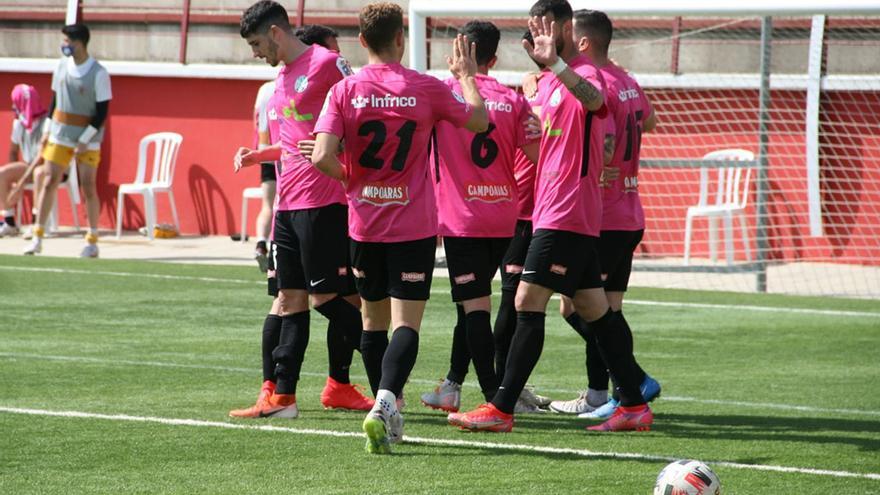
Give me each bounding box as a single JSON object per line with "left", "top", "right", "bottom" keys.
{"left": 0, "top": 84, "right": 49, "bottom": 237}
{"left": 24, "top": 23, "right": 112, "bottom": 257}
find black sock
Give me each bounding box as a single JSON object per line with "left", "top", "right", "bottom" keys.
{"left": 378, "top": 326, "right": 419, "bottom": 397}
{"left": 565, "top": 313, "right": 609, "bottom": 392}
{"left": 272, "top": 311, "right": 310, "bottom": 395}
{"left": 360, "top": 330, "right": 388, "bottom": 396}
{"left": 315, "top": 297, "right": 363, "bottom": 384}
{"left": 446, "top": 304, "right": 469, "bottom": 384}
{"left": 4, "top": 215, "right": 15, "bottom": 227}
{"left": 589, "top": 309, "right": 644, "bottom": 407}
{"left": 492, "top": 289, "right": 516, "bottom": 383}
{"left": 492, "top": 311, "right": 545, "bottom": 414}
{"left": 261, "top": 314, "right": 282, "bottom": 382}
{"left": 617, "top": 310, "right": 647, "bottom": 384}
{"left": 466, "top": 310, "right": 499, "bottom": 401}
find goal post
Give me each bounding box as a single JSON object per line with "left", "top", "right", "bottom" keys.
{"left": 409, "top": 1, "right": 880, "bottom": 298}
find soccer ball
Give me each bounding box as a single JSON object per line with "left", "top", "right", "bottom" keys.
{"left": 653, "top": 460, "right": 722, "bottom": 495}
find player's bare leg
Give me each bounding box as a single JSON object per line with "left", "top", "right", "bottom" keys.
{"left": 77, "top": 162, "right": 100, "bottom": 257}
{"left": 24, "top": 160, "right": 64, "bottom": 254}
{"left": 0, "top": 162, "right": 26, "bottom": 236}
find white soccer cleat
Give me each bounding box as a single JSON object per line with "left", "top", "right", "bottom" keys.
{"left": 520, "top": 385, "right": 552, "bottom": 408}
{"left": 21, "top": 226, "right": 34, "bottom": 240}
{"left": 514, "top": 398, "right": 547, "bottom": 414}
{"left": 80, "top": 243, "right": 99, "bottom": 258}
{"left": 0, "top": 224, "right": 20, "bottom": 237}
{"left": 420, "top": 378, "right": 461, "bottom": 413}
{"left": 549, "top": 389, "right": 608, "bottom": 415}
{"left": 23, "top": 237, "right": 42, "bottom": 255}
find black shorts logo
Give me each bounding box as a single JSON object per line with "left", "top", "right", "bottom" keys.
{"left": 401, "top": 272, "right": 426, "bottom": 283}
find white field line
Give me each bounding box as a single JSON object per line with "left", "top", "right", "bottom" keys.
{"left": 0, "top": 406, "right": 878, "bottom": 481}
{"left": 3, "top": 264, "right": 880, "bottom": 319}
{"left": 2, "top": 352, "right": 879, "bottom": 418}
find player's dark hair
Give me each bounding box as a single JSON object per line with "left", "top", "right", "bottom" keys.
{"left": 458, "top": 21, "right": 501, "bottom": 67}
{"left": 573, "top": 9, "right": 613, "bottom": 54}
{"left": 294, "top": 24, "right": 339, "bottom": 48}
{"left": 521, "top": 29, "right": 546, "bottom": 70}
{"left": 359, "top": 2, "right": 403, "bottom": 53}
{"left": 61, "top": 24, "right": 90, "bottom": 46}
{"left": 529, "top": 0, "right": 573, "bottom": 23}
{"left": 240, "top": 0, "right": 291, "bottom": 38}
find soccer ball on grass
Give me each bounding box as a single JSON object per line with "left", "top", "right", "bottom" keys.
{"left": 653, "top": 460, "right": 721, "bottom": 495}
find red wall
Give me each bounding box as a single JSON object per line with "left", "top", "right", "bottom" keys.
{"left": 2, "top": 74, "right": 878, "bottom": 266}
{"left": 1, "top": 73, "right": 265, "bottom": 237}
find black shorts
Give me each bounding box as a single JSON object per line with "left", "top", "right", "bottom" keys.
{"left": 599, "top": 229, "right": 644, "bottom": 292}
{"left": 520, "top": 229, "right": 603, "bottom": 298}
{"left": 272, "top": 204, "right": 356, "bottom": 295}
{"left": 444, "top": 236, "right": 510, "bottom": 302}
{"left": 350, "top": 236, "right": 436, "bottom": 302}
{"left": 260, "top": 162, "right": 277, "bottom": 183}
{"left": 267, "top": 241, "right": 278, "bottom": 297}
{"left": 500, "top": 219, "right": 533, "bottom": 292}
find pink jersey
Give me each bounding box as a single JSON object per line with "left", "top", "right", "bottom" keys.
{"left": 314, "top": 63, "right": 474, "bottom": 243}
{"left": 271, "top": 44, "right": 353, "bottom": 211}
{"left": 432, "top": 74, "right": 532, "bottom": 238}
{"left": 532, "top": 55, "right": 607, "bottom": 237}
{"left": 513, "top": 88, "right": 543, "bottom": 221}
{"left": 600, "top": 64, "right": 651, "bottom": 231}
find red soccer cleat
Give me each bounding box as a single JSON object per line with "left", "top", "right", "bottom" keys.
{"left": 320, "top": 377, "right": 375, "bottom": 411}
{"left": 448, "top": 403, "right": 514, "bottom": 432}
{"left": 586, "top": 404, "right": 653, "bottom": 432}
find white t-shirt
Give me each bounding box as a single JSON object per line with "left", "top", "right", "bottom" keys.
{"left": 255, "top": 80, "right": 276, "bottom": 137}
{"left": 10, "top": 117, "right": 46, "bottom": 163}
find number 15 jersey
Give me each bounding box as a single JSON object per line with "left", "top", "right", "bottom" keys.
{"left": 314, "top": 63, "right": 474, "bottom": 243}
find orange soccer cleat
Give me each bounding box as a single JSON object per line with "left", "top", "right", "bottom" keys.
{"left": 320, "top": 377, "right": 375, "bottom": 411}
{"left": 447, "top": 403, "right": 514, "bottom": 432}
{"left": 229, "top": 380, "right": 299, "bottom": 418}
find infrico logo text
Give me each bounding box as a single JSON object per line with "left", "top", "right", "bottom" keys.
{"left": 351, "top": 94, "right": 417, "bottom": 109}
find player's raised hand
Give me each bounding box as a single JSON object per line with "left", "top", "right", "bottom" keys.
{"left": 522, "top": 16, "right": 559, "bottom": 68}
{"left": 447, "top": 34, "right": 478, "bottom": 80}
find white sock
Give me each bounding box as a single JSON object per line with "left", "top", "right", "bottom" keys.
{"left": 375, "top": 389, "right": 398, "bottom": 415}
{"left": 1, "top": 209, "right": 13, "bottom": 217}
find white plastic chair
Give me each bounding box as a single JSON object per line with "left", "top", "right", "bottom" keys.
{"left": 17, "top": 159, "right": 81, "bottom": 233}
{"left": 115, "top": 132, "right": 183, "bottom": 240}
{"left": 683, "top": 149, "right": 754, "bottom": 266}
{"left": 240, "top": 186, "right": 264, "bottom": 243}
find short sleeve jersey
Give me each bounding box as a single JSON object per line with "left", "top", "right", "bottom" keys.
{"left": 599, "top": 64, "right": 652, "bottom": 231}
{"left": 11, "top": 117, "right": 46, "bottom": 163}
{"left": 314, "top": 63, "right": 474, "bottom": 243}
{"left": 271, "top": 44, "right": 353, "bottom": 211}
{"left": 432, "top": 74, "right": 532, "bottom": 238}
{"left": 254, "top": 81, "right": 276, "bottom": 148}
{"left": 532, "top": 55, "right": 607, "bottom": 237}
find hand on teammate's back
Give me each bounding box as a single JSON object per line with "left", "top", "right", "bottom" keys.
{"left": 524, "top": 113, "right": 542, "bottom": 141}
{"left": 446, "top": 34, "right": 478, "bottom": 81}
{"left": 297, "top": 140, "right": 316, "bottom": 160}
{"left": 523, "top": 16, "right": 560, "bottom": 67}
{"left": 521, "top": 72, "right": 540, "bottom": 99}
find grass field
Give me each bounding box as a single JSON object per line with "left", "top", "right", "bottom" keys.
{"left": 1, "top": 254, "right": 879, "bottom": 494}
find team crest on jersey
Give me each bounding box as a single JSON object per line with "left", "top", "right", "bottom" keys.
{"left": 464, "top": 183, "right": 512, "bottom": 204}
{"left": 549, "top": 88, "right": 562, "bottom": 107}
{"left": 295, "top": 75, "right": 309, "bottom": 93}
{"left": 357, "top": 183, "right": 410, "bottom": 207}
{"left": 337, "top": 57, "right": 354, "bottom": 76}
{"left": 268, "top": 108, "right": 278, "bottom": 120}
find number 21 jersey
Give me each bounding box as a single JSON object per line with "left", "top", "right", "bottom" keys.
{"left": 314, "top": 63, "right": 474, "bottom": 243}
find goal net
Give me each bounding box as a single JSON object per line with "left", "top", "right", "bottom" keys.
{"left": 411, "top": 1, "right": 880, "bottom": 299}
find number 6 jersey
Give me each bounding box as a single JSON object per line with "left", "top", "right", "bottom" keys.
{"left": 314, "top": 62, "right": 474, "bottom": 243}
{"left": 431, "top": 74, "right": 534, "bottom": 238}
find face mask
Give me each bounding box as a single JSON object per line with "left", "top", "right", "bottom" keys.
{"left": 61, "top": 44, "right": 74, "bottom": 57}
